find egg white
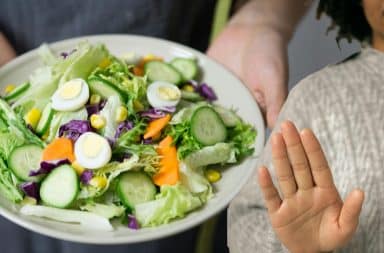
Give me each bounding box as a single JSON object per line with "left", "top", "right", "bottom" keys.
{"left": 74, "top": 132, "right": 112, "bottom": 169}
{"left": 146, "top": 81, "right": 181, "bottom": 109}
{"left": 52, "top": 78, "right": 90, "bottom": 112}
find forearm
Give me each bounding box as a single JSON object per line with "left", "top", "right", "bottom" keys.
{"left": 0, "top": 32, "right": 16, "bottom": 66}
{"left": 230, "top": 0, "right": 313, "bottom": 41}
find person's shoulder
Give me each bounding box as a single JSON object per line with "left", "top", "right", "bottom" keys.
{"left": 290, "top": 51, "right": 363, "bottom": 98}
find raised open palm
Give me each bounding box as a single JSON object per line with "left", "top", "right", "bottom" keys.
{"left": 258, "top": 121, "right": 365, "bottom": 253}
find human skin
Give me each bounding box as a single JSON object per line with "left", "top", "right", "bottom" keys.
{"left": 0, "top": 32, "right": 16, "bottom": 67}
{"left": 208, "top": 0, "right": 312, "bottom": 128}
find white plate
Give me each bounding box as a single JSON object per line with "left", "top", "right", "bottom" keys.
{"left": 0, "top": 35, "right": 265, "bottom": 244}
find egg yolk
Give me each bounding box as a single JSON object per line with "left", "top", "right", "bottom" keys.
{"left": 59, "top": 80, "right": 82, "bottom": 100}
{"left": 83, "top": 135, "right": 103, "bottom": 157}
{"left": 157, "top": 86, "right": 180, "bottom": 101}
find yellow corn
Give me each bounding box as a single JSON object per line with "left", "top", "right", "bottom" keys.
{"left": 89, "top": 176, "right": 107, "bottom": 188}
{"left": 205, "top": 169, "right": 221, "bottom": 183}
{"left": 90, "top": 94, "right": 101, "bottom": 105}
{"left": 90, "top": 114, "right": 106, "bottom": 129}
{"left": 115, "top": 106, "right": 128, "bottom": 123}
{"left": 24, "top": 108, "right": 42, "bottom": 129}
{"left": 71, "top": 161, "right": 85, "bottom": 175}
{"left": 98, "top": 58, "right": 111, "bottom": 69}
{"left": 143, "top": 54, "right": 162, "bottom": 62}
{"left": 182, "top": 84, "right": 195, "bottom": 92}
{"left": 21, "top": 196, "right": 37, "bottom": 205}
{"left": 4, "top": 84, "right": 16, "bottom": 94}
{"left": 133, "top": 100, "right": 144, "bottom": 111}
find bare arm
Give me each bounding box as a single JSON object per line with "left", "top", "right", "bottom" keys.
{"left": 0, "top": 32, "right": 16, "bottom": 66}
{"left": 207, "top": 0, "right": 312, "bottom": 128}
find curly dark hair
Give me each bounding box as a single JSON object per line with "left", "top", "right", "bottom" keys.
{"left": 317, "top": 0, "right": 371, "bottom": 42}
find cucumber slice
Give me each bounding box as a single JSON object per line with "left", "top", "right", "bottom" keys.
{"left": 191, "top": 106, "right": 227, "bottom": 146}
{"left": 144, "top": 61, "right": 182, "bottom": 85}
{"left": 36, "top": 103, "right": 54, "bottom": 135}
{"left": 213, "top": 105, "right": 240, "bottom": 127}
{"left": 181, "top": 90, "right": 203, "bottom": 102}
{"left": 40, "top": 165, "right": 78, "bottom": 208}
{"left": 4, "top": 82, "right": 30, "bottom": 102}
{"left": 8, "top": 144, "right": 43, "bottom": 182}
{"left": 117, "top": 171, "right": 156, "bottom": 209}
{"left": 88, "top": 76, "right": 126, "bottom": 103}
{"left": 170, "top": 58, "right": 198, "bottom": 81}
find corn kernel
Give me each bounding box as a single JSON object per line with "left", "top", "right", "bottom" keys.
{"left": 133, "top": 100, "right": 144, "bottom": 111}
{"left": 182, "top": 84, "right": 195, "bottom": 92}
{"left": 72, "top": 160, "right": 85, "bottom": 175}
{"left": 205, "top": 169, "right": 221, "bottom": 183}
{"left": 98, "top": 58, "right": 111, "bottom": 69}
{"left": 115, "top": 106, "right": 128, "bottom": 123}
{"left": 89, "top": 176, "right": 107, "bottom": 188}
{"left": 90, "top": 114, "right": 106, "bottom": 129}
{"left": 90, "top": 94, "right": 101, "bottom": 105}
{"left": 143, "top": 54, "right": 162, "bottom": 62}
{"left": 21, "top": 196, "right": 37, "bottom": 206}
{"left": 4, "top": 84, "right": 16, "bottom": 94}
{"left": 24, "top": 108, "right": 42, "bottom": 129}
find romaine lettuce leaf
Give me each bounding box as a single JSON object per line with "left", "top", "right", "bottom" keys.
{"left": 134, "top": 184, "right": 202, "bottom": 227}
{"left": 227, "top": 121, "right": 257, "bottom": 160}
{"left": 184, "top": 142, "right": 234, "bottom": 169}
{"left": 179, "top": 162, "right": 213, "bottom": 202}
{"left": 99, "top": 95, "right": 121, "bottom": 140}
{"left": 80, "top": 202, "right": 125, "bottom": 219}
{"left": 0, "top": 132, "right": 24, "bottom": 160}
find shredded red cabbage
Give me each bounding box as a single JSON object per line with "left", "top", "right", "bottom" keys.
{"left": 195, "top": 83, "right": 217, "bottom": 101}
{"left": 127, "top": 214, "right": 139, "bottom": 230}
{"left": 60, "top": 49, "right": 77, "bottom": 59}
{"left": 139, "top": 107, "right": 175, "bottom": 120}
{"left": 19, "top": 182, "right": 40, "bottom": 200}
{"left": 80, "top": 170, "right": 93, "bottom": 184}
{"left": 114, "top": 121, "right": 134, "bottom": 139}
{"left": 86, "top": 100, "right": 106, "bottom": 116}
{"left": 59, "top": 120, "right": 93, "bottom": 142}
{"left": 29, "top": 159, "right": 70, "bottom": 176}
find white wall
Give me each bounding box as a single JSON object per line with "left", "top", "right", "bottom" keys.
{"left": 288, "top": 0, "right": 361, "bottom": 89}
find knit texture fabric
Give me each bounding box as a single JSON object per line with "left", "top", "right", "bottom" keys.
{"left": 228, "top": 47, "right": 384, "bottom": 253}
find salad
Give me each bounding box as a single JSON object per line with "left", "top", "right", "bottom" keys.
{"left": 0, "top": 41, "right": 256, "bottom": 230}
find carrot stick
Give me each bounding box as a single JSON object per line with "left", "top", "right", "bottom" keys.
{"left": 42, "top": 137, "right": 75, "bottom": 163}
{"left": 153, "top": 136, "right": 179, "bottom": 186}
{"left": 143, "top": 114, "right": 171, "bottom": 139}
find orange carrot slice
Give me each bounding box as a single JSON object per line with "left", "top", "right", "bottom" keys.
{"left": 153, "top": 136, "right": 179, "bottom": 186}
{"left": 42, "top": 137, "right": 75, "bottom": 163}
{"left": 143, "top": 114, "right": 171, "bottom": 139}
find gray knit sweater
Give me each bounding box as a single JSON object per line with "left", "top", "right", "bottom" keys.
{"left": 228, "top": 47, "right": 384, "bottom": 253}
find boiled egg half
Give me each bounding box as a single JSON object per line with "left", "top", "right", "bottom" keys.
{"left": 52, "top": 78, "right": 89, "bottom": 111}
{"left": 74, "top": 132, "right": 112, "bottom": 169}
{"left": 146, "top": 81, "right": 181, "bottom": 108}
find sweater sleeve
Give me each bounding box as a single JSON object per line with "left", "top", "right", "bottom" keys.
{"left": 227, "top": 77, "right": 315, "bottom": 253}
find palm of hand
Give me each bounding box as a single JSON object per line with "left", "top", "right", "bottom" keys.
{"left": 259, "top": 121, "right": 364, "bottom": 253}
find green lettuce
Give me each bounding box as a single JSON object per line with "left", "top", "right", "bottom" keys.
{"left": 0, "top": 99, "right": 44, "bottom": 147}
{"left": 0, "top": 132, "right": 24, "bottom": 160}
{"left": 99, "top": 95, "right": 121, "bottom": 140}
{"left": 227, "top": 121, "right": 257, "bottom": 160}
{"left": 0, "top": 158, "right": 23, "bottom": 202}
{"left": 134, "top": 184, "right": 202, "bottom": 227}
{"left": 179, "top": 162, "right": 213, "bottom": 202}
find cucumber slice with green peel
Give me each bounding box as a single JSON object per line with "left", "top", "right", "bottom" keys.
{"left": 40, "top": 165, "right": 78, "bottom": 208}
{"left": 117, "top": 171, "right": 156, "bottom": 209}
{"left": 181, "top": 90, "right": 203, "bottom": 102}
{"left": 36, "top": 103, "right": 54, "bottom": 135}
{"left": 88, "top": 76, "right": 126, "bottom": 103}
{"left": 8, "top": 144, "right": 43, "bottom": 182}
{"left": 170, "top": 58, "right": 198, "bottom": 81}
{"left": 213, "top": 105, "right": 240, "bottom": 127}
{"left": 4, "top": 82, "right": 30, "bottom": 102}
{"left": 144, "top": 61, "right": 182, "bottom": 85}
{"left": 191, "top": 106, "right": 227, "bottom": 146}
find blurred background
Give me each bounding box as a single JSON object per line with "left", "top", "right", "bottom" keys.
{"left": 0, "top": 0, "right": 361, "bottom": 252}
